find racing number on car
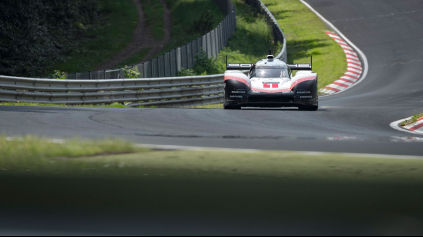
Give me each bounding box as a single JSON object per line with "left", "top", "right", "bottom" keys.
{"left": 263, "top": 83, "right": 279, "bottom": 89}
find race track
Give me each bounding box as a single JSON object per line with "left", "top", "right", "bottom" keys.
{"left": 1, "top": 0, "right": 423, "bottom": 156}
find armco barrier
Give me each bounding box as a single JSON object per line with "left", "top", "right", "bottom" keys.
{"left": 0, "top": 0, "right": 286, "bottom": 107}
{"left": 0, "top": 75, "right": 225, "bottom": 107}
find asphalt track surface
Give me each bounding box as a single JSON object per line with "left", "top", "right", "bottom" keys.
{"left": 1, "top": 0, "right": 423, "bottom": 157}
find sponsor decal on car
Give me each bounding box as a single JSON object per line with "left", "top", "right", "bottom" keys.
{"left": 263, "top": 82, "right": 279, "bottom": 88}
{"left": 297, "top": 91, "right": 311, "bottom": 94}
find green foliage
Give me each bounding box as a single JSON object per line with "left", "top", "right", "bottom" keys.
{"left": 123, "top": 66, "right": 141, "bottom": 79}
{"left": 0, "top": 136, "right": 137, "bottom": 164}
{"left": 400, "top": 113, "right": 423, "bottom": 127}
{"left": 140, "top": 0, "right": 165, "bottom": 41}
{"left": 177, "top": 68, "right": 196, "bottom": 76}
{"left": 193, "top": 50, "right": 219, "bottom": 75}
{"left": 192, "top": 11, "right": 215, "bottom": 35}
{"left": 0, "top": 0, "right": 100, "bottom": 77}
{"left": 177, "top": 0, "right": 277, "bottom": 76}
{"left": 158, "top": 0, "right": 224, "bottom": 56}
{"left": 51, "top": 0, "right": 138, "bottom": 75}
{"left": 52, "top": 70, "right": 67, "bottom": 80}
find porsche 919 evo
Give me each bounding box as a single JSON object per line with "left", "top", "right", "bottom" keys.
{"left": 224, "top": 53, "right": 318, "bottom": 110}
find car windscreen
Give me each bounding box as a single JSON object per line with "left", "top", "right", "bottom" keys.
{"left": 250, "top": 68, "right": 289, "bottom": 78}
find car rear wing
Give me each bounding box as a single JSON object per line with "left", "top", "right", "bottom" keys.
{"left": 287, "top": 64, "right": 312, "bottom": 70}
{"left": 226, "top": 63, "right": 253, "bottom": 70}
{"left": 287, "top": 56, "right": 313, "bottom": 71}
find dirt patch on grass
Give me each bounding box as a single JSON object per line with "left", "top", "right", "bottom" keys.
{"left": 95, "top": 0, "right": 172, "bottom": 70}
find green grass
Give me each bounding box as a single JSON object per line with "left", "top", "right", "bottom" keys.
{"left": 0, "top": 102, "right": 128, "bottom": 108}
{"left": 261, "top": 0, "right": 347, "bottom": 89}
{"left": 401, "top": 113, "right": 423, "bottom": 127}
{"left": 159, "top": 0, "right": 225, "bottom": 56}
{"left": 188, "top": 103, "right": 223, "bottom": 109}
{"left": 140, "top": 0, "right": 165, "bottom": 41}
{"left": 0, "top": 136, "right": 139, "bottom": 163}
{"left": 1, "top": 140, "right": 423, "bottom": 222}
{"left": 48, "top": 0, "right": 139, "bottom": 75}
{"left": 191, "top": 0, "right": 277, "bottom": 75}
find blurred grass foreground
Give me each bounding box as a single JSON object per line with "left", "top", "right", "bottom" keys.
{"left": 0, "top": 136, "right": 423, "bottom": 234}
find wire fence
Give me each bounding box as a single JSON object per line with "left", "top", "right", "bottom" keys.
{"left": 60, "top": 0, "right": 236, "bottom": 80}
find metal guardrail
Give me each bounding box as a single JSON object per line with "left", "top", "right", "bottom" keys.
{"left": 0, "top": 74, "right": 224, "bottom": 107}
{"left": 0, "top": 0, "right": 286, "bottom": 107}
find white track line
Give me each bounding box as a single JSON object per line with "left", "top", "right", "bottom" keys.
{"left": 299, "top": 0, "right": 369, "bottom": 97}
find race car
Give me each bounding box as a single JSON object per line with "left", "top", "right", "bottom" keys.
{"left": 223, "top": 53, "right": 318, "bottom": 110}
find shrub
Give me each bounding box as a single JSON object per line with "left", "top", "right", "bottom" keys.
{"left": 123, "top": 66, "right": 141, "bottom": 79}
{"left": 0, "top": 0, "right": 100, "bottom": 77}
{"left": 177, "top": 68, "right": 196, "bottom": 76}
{"left": 52, "top": 70, "right": 67, "bottom": 80}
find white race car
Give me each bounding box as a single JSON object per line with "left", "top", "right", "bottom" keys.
{"left": 224, "top": 53, "right": 318, "bottom": 110}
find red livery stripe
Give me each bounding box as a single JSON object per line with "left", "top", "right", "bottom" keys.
{"left": 290, "top": 76, "right": 317, "bottom": 90}
{"left": 224, "top": 75, "right": 251, "bottom": 88}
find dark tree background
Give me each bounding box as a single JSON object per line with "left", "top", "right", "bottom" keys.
{"left": 0, "top": 0, "right": 99, "bottom": 77}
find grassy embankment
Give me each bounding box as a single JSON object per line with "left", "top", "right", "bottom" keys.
{"left": 401, "top": 113, "right": 423, "bottom": 127}
{"left": 1, "top": 136, "right": 423, "bottom": 223}
{"left": 159, "top": 0, "right": 225, "bottom": 55}
{"left": 119, "top": 0, "right": 226, "bottom": 68}
{"left": 48, "top": 0, "right": 138, "bottom": 75}
{"left": 116, "top": 0, "right": 168, "bottom": 67}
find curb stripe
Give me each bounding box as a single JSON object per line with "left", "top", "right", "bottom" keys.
{"left": 333, "top": 81, "right": 350, "bottom": 88}
{"left": 348, "top": 62, "right": 362, "bottom": 68}
{"left": 410, "top": 122, "right": 423, "bottom": 131}
{"left": 339, "top": 78, "right": 356, "bottom": 83}
{"left": 321, "top": 31, "right": 363, "bottom": 95}
{"left": 348, "top": 65, "right": 363, "bottom": 70}
{"left": 324, "top": 86, "right": 341, "bottom": 92}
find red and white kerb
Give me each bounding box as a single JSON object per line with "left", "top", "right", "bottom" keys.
{"left": 320, "top": 32, "right": 363, "bottom": 95}
{"left": 402, "top": 117, "right": 423, "bottom": 134}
